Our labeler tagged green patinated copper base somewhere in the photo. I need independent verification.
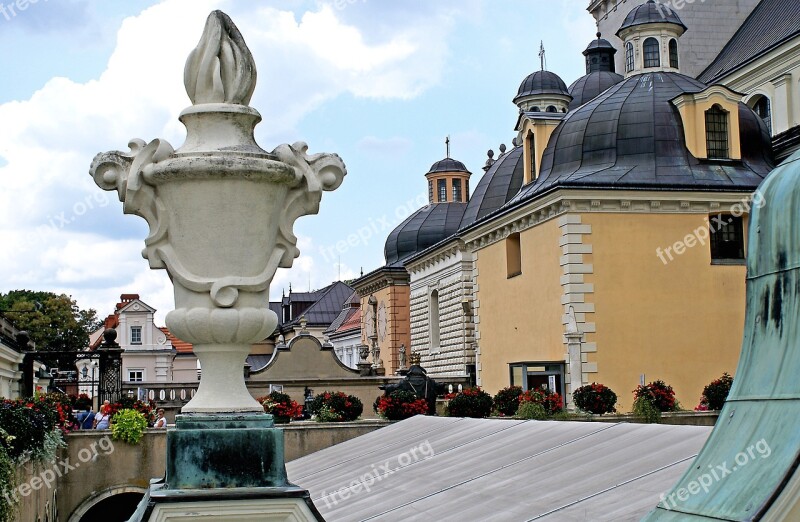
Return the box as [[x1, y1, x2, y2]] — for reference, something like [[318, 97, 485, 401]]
[[128, 413, 325, 521], [166, 413, 287, 489]]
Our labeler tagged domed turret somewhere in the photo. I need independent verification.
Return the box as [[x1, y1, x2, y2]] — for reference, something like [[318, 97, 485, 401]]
[[513, 70, 572, 113], [617, 0, 687, 77], [568, 33, 624, 110]]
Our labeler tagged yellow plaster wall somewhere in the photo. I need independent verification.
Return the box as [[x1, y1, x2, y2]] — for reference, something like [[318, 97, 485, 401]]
[[584, 212, 747, 411], [674, 94, 742, 160], [475, 218, 564, 393], [522, 120, 560, 183]]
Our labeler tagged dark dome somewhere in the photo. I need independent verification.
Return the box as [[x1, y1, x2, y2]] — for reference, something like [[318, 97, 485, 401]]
[[514, 70, 570, 103], [461, 146, 525, 227], [584, 37, 616, 54], [384, 203, 468, 265], [617, 0, 688, 36], [510, 72, 773, 204], [568, 71, 624, 110], [427, 158, 470, 175]]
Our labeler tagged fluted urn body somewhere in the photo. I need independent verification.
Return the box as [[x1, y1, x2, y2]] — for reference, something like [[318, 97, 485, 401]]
[[90, 11, 345, 413]]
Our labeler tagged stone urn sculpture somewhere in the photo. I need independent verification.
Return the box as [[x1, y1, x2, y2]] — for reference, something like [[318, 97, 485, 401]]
[[90, 11, 345, 414]]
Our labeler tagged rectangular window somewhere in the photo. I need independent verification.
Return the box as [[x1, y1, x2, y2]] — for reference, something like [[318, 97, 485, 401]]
[[508, 362, 565, 406], [452, 179, 462, 202], [710, 214, 745, 262], [127, 369, 144, 382], [465, 179, 469, 202], [130, 326, 142, 345], [506, 233, 522, 278], [706, 106, 729, 159], [437, 179, 447, 203], [428, 180, 433, 204]]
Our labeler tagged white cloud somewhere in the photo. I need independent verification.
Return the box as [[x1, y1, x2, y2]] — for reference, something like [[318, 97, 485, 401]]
[[0, 0, 459, 327]]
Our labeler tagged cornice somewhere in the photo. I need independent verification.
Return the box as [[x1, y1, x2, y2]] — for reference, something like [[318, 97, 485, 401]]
[[463, 188, 757, 251], [353, 267, 410, 296]]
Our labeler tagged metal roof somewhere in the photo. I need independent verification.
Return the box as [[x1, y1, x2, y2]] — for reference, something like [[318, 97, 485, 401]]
[[697, 0, 800, 84], [426, 158, 470, 175], [568, 70, 624, 111], [514, 70, 570, 103], [508, 72, 773, 207], [384, 203, 467, 265], [280, 281, 355, 330], [460, 145, 525, 227], [616, 0, 688, 36], [287, 416, 711, 522]]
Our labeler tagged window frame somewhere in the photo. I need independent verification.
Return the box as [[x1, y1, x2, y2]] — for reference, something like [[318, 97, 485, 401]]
[[753, 96, 772, 136], [429, 289, 440, 353], [705, 104, 730, 160], [428, 179, 434, 204], [130, 325, 143, 345], [127, 369, 145, 382], [509, 362, 566, 406], [437, 179, 447, 203], [669, 39, 679, 69], [506, 232, 522, 278], [452, 179, 462, 202], [643, 37, 660, 68], [625, 42, 635, 73], [710, 213, 746, 264]]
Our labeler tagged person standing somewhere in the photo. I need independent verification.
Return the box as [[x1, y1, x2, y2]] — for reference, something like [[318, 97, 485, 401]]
[[154, 408, 167, 428], [93, 403, 111, 429], [78, 406, 95, 430]]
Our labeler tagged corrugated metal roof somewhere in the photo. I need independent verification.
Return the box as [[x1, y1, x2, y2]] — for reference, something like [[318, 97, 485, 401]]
[[287, 416, 711, 522], [698, 0, 800, 84]]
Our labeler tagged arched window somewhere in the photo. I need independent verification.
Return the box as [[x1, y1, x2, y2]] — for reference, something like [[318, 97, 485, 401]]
[[753, 96, 772, 135], [429, 290, 440, 352], [531, 106, 540, 112], [705, 104, 729, 160], [625, 42, 635, 73], [643, 38, 660, 68], [546, 106, 557, 113], [669, 39, 679, 69], [526, 131, 535, 182]]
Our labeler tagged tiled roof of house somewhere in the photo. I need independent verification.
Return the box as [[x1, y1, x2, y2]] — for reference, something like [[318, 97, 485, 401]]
[[698, 0, 800, 84], [336, 307, 361, 334], [158, 326, 193, 355]]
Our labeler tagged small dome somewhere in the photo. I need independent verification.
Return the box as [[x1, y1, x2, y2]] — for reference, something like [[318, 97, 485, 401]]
[[384, 203, 467, 265], [514, 70, 570, 104], [427, 157, 470, 175], [461, 146, 525, 227], [568, 71, 624, 110], [584, 37, 616, 55], [617, 0, 688, 36]]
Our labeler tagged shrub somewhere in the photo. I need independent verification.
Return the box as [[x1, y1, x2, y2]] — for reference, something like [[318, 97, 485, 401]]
[[572, 383, 617, 415], [111, 409, 148, 445], [257, 391, 303, 420], [308, 392, 363, 422], [633, 397, 662, 423], [0, 429, 16, 522], [516, 401, 548, 420], [519, 387, 563, 416], [698, 373, 733, 411], [374, 390, 430, 421], [445, 388, 493, 418], [493, 386, 523, 416], [110, 398, 156, 425], [633, 380, 677, 413]]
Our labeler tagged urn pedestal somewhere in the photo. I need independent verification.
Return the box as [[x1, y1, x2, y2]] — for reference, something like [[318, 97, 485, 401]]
[[90, 11, 345, 522]]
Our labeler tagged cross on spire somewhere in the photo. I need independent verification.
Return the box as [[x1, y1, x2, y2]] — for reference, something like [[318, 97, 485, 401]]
[[539, 41, 546, 71], [446, 135, 450, 158]]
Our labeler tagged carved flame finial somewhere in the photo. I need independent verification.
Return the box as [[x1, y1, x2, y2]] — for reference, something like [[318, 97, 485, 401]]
[[184, 10, 257, 106]]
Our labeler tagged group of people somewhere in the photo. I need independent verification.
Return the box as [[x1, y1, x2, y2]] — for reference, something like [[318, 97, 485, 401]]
[[74, 401, 167, 429]]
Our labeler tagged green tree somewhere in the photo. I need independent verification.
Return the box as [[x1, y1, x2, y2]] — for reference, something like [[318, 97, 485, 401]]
[[0, 290, 100, 351]]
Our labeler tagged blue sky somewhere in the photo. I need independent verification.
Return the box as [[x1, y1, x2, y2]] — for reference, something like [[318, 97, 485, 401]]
[[0, 0, 596, 323]]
